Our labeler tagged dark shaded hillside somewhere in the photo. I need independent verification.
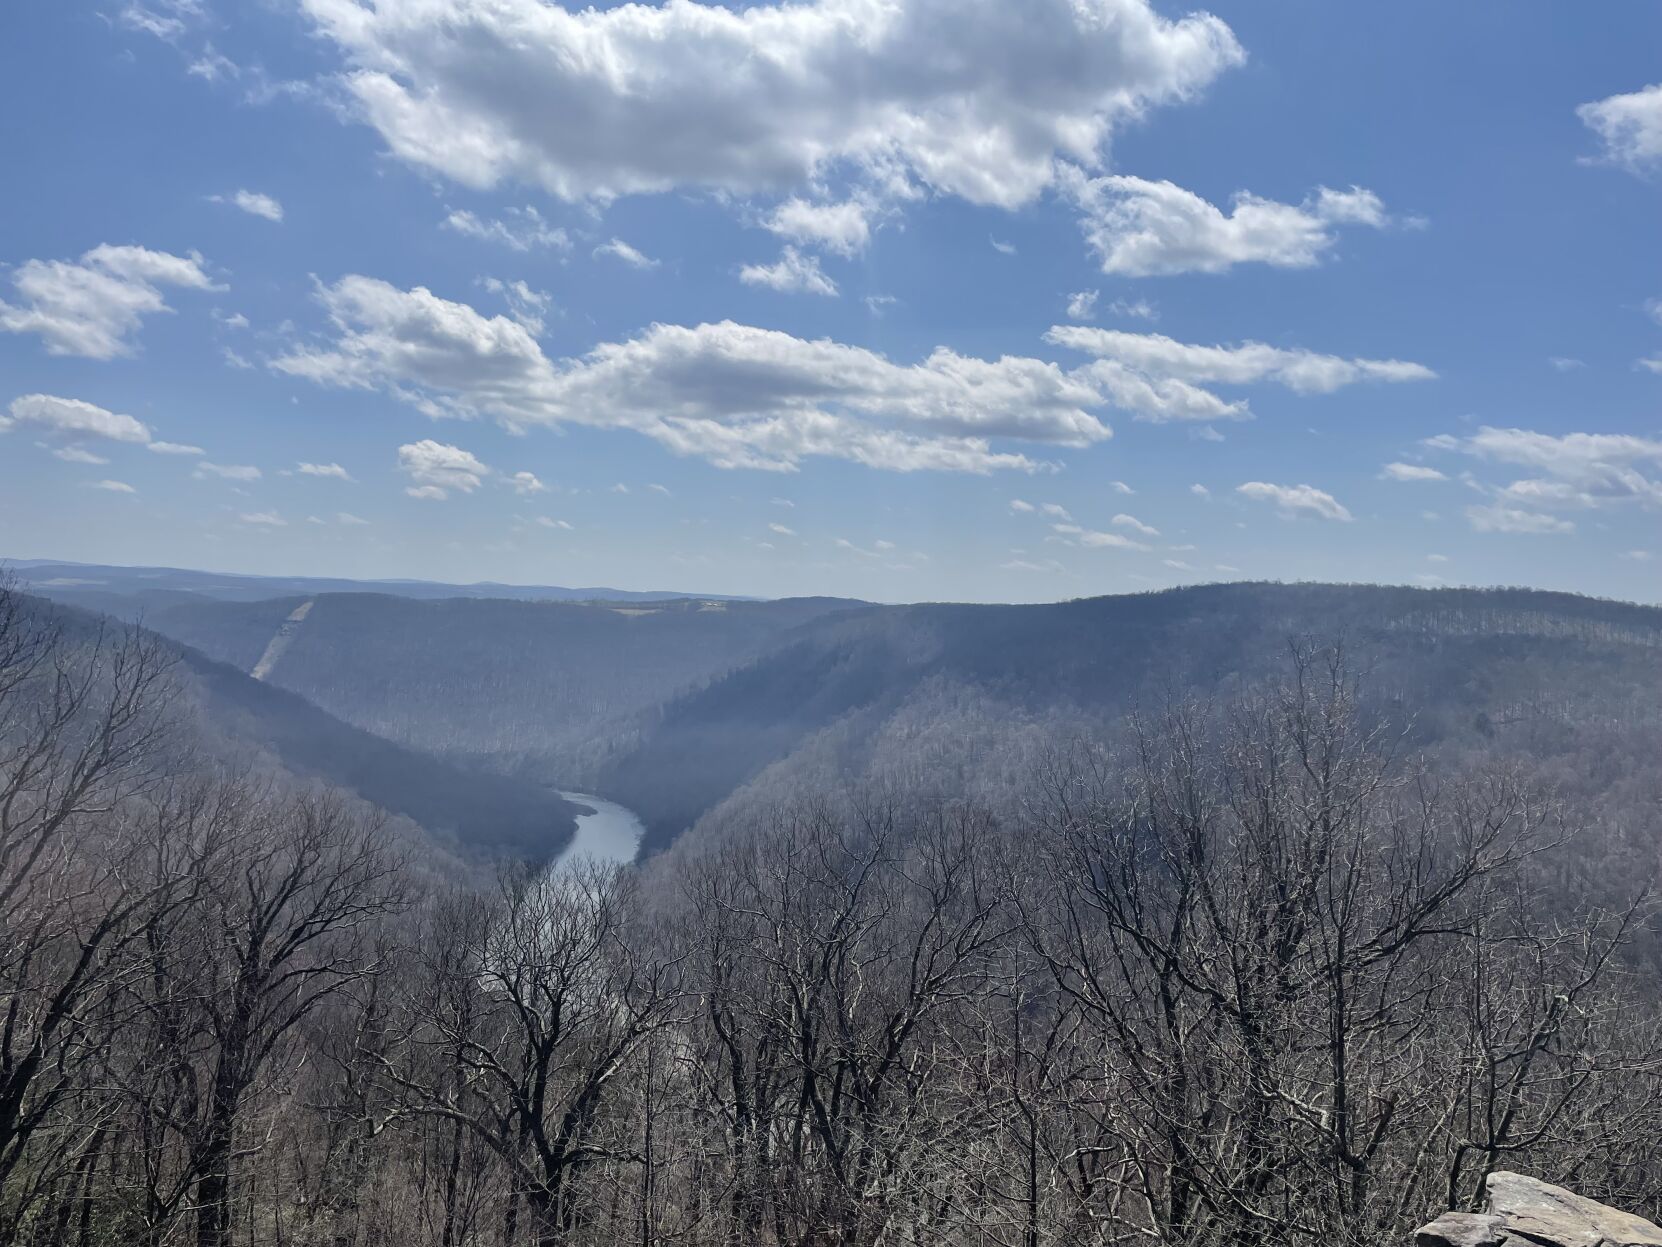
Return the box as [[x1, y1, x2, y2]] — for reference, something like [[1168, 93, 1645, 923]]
[[604, 583, 1662, 853], [27, 596, 583, 861], [106, 591, 872, 778]]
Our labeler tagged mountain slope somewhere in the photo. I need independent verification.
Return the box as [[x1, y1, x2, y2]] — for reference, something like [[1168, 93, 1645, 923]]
[[29, 595, 583, 861], [90, 591, 872, 777], [602, 582, 1662, 852]]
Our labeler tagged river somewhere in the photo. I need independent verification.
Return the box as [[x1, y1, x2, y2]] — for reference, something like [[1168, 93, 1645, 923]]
[[554, 791, 645, 869]]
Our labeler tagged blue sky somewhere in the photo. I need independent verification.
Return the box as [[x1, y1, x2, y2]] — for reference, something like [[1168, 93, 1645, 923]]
[[2, 0, 1659, 603]]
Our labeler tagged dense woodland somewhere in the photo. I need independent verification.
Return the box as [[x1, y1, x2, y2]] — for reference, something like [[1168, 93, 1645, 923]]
[[5, 573, 1662, 1247]]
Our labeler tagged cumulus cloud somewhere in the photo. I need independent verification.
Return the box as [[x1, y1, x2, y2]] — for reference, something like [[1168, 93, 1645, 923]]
[[297, 0, 1242, 211], [765, 198, 871, 257], [1111, 512, 1159, 537], [593, 238, 657, 269], [93, 479, 137, 494], [1465, 504, 1575, 535], [1051, 522, 1147, 550], [1045, 326, 1433, 423], [1381, 462, 1447, 482], [1008, 499, 1036, 513], [2, 393, 152, 444], [1236, 481, 1352, 521], [1066, 290, 1098, 320], [52, 446, 109, 465], [508, 470, 546, 495], [1578, 83, 1662, 173], [398, 438, 490, 499], [1429, 426, 1662, 512], [1062, 172, 1390, 276], [212, 189, 284, 222], [195, 462, 262, 481], [298, 461, 353, 480], [739, 247, 838, 296], [536, 516, 572, 530], [0, 244, 218, 358], [239, 510, 287, 526], [443, 205, 570, 252], [148, 440, 204, 455], [271, 275, 1112, 473]]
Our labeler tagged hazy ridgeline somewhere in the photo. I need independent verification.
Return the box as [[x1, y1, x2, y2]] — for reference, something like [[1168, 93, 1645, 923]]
[[3, 577, 1662, 1247]]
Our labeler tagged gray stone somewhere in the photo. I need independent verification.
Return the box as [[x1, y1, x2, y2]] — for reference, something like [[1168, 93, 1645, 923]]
[[1482, 1171, 1662, 1247], [1415, 1211, 1509, 1247]]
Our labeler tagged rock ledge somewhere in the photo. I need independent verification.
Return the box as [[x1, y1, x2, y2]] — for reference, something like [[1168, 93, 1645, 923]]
[[1417, 1172, 1662, 1247]]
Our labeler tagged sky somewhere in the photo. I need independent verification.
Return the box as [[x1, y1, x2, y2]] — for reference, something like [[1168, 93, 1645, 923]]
[[1, 0, 1660, 604]]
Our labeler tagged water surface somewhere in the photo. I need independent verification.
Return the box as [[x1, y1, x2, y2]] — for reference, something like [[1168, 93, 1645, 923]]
[[555, 791, 645, 869]]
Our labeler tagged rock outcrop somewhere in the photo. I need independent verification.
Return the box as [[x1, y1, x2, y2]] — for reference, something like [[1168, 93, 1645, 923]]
[[1417, 1172, 1662, 1247]]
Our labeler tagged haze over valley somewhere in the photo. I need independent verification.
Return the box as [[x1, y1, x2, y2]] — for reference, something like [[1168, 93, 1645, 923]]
[[3, 1, 1661, 1244]]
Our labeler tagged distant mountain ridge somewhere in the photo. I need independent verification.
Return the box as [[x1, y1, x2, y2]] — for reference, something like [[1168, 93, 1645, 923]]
[[6, 558, 755, 604]]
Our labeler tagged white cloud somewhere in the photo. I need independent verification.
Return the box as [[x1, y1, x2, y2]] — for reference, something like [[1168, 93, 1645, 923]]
[[1162, 559, 1193, 571], [739, 247, 838, 296], [299, 0, 1241, 211], [195, 462, 262, 481], [1039, 502, 1072, 520], [337, 511, 370, 525], [148, 440, 204, 455], [1549, 356, 1584, 372], [1111, 512, 1159, 537], [1619, 549, 1651, 561], [212, 189, 284, 222], [864, 294, 898, 316], [93, 479, 137, 494], [1381, 462, 1447, 482], [1108, 479, 1134, 494], [1190, 483, 1210, 498], [298, 461, 353, 481], [1430, 426, 1662, 511], [765, 198, 871, 257], [444, 205, 570, 252], [1008, 499, 1035, 513], [769, 522, 797, 536], [989, 237, 1017, 255], [593, 238, 657, 269], [1236, 481, 1352, 521], [2, 393, 152, 443], [52, 446, 109, 465], [480, 277, 553, 335], [1046, 326, 1434, 421], [647, 483, 671, 495], [398, 439, 490, 499], [239, 510, 287, 526], [1578, 83, 1662, 173], [0, 245, 218, 359], [1465, 504, 1575, 535], [272, 275, 1110, 473], [1062, 171, 1390, 276], [536, 516, 572, 530], [1066, 290, 1098, 320], [1105, 298, 1158, 321], [1051, 522, 1147, 550], [508, 470, 546, 495]]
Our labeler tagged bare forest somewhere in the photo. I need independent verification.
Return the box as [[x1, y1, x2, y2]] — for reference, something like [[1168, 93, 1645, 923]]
[[4, 573, 1662, 1247]]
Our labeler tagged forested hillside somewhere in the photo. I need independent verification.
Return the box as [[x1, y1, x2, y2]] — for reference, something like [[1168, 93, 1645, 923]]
[[605, 583, 1662, 854], [6, 576, 1662, 1247], [106, 592, 870, 775], [23, 594, 582, 860]]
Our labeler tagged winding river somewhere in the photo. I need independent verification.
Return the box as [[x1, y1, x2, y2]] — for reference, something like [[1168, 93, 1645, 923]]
[[554, 791, 646, 869]]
